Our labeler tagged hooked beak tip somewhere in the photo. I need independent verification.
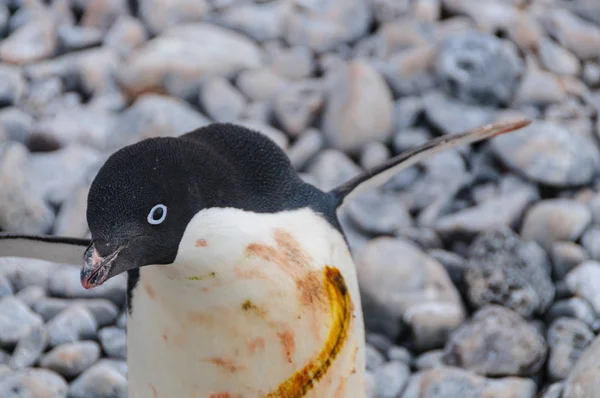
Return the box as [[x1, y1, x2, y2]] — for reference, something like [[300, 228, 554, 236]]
[[80, 244, 120, 289]]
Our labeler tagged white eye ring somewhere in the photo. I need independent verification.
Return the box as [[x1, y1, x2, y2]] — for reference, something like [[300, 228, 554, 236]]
[[147, 204, 167, 225]]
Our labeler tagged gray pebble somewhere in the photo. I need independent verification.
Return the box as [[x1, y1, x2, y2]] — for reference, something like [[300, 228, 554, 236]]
[[386, 346, 412, 365], [0, 17, 57, 64], [465, 227, 555, 317], [57, 25, 103, 52], [0, 64, 26, 107], [365, 344, 386, 371], [9, 323, 47, 370], [103, 15, 147, 58], [307, 149, 361, 192], [45, 305, 98, 347], [546, 297, 597, 328], [581, 226, 600, 262], [565, 260, 600, 314], [98, 327, 126, 359], [0, 368, 68, 398], [268, 45, 314, 81], [69, 361, 128, 398], [394, 96, 424, 131], [563, 334, 600, 397], [0, 107, 33, 144], [360, 141, 390, 171], [512, 61, 566, 106], [491, 120, 600, 187], [392, 128, 430, 153], [287, 129, 323, 171], [199, 77, 246, 123], [14, 285, 45, 308], [543, 9, 600, 61], [414, 349, 445, 370], [427, 249, 467, 289], [366, 333, 393, 354], [540, 382, 564, 398], [435, 31, 523, 106], [0, 296, 43, 348], [374, 360, 410, 398], [40, 341, 101, 378], [538, 37, 581, 76], [547, 317, 594, 381], [116, 312, 127, 329], [383, 46, 437, 97], [0, 274, 13, 298], [0, 258, 59, 293], [213, 1, 287, 43], [443, 305, 548, 377], [551, 241, 589, 281], [0, 349, 8, 365], [347, 190, 412, 235], [35, 298, 118, 327], [274, 80, 323, 137], [423, 90, 494, 135], [583, 62, 600, 86], [521, 199, 592, 250]]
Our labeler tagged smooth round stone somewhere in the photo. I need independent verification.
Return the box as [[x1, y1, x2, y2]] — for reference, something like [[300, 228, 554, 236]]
[[40, 341, 101, 378], [0, 296, 43, 348], [0, 368, 68, 398], [45, 305, 98, 347], [9, 323, 47, 370], [374, 360, 411, 398], [98, 327, 126, 359], [69, 362, 128, 398], [347, 190, 412, 235]]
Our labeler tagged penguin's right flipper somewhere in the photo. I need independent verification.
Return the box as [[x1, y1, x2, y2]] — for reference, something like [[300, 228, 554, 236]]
[[0, 234, 91, 265]]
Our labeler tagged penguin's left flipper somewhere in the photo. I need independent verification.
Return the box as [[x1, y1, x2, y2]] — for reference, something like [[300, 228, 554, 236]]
[[329, 118, 532, 208], [0, 234, 91, 264]]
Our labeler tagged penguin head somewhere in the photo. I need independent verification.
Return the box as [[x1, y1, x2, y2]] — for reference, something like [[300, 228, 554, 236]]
[[81, 137, 208, 289]]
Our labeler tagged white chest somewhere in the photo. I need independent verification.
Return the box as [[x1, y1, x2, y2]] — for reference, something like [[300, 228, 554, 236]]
[[126, 208, 366, 398]]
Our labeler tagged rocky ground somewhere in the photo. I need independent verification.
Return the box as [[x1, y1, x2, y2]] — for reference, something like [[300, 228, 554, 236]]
[[1, 0, 600, 397]]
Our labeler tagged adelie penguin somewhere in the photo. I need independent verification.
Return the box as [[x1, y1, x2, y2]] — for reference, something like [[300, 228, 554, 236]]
[[0, 119, 531, 397]]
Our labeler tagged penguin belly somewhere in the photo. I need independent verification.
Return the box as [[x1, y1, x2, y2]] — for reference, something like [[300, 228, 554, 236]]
[[126, 207, 366, 398]]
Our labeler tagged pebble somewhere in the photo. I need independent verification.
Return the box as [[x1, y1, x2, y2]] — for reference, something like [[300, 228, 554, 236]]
[[546, 297, 597, 328], [109, 94, 210, 150], [435, 30, 523, 106], [306, 149, 361, 192], [347, 191, 412, 235], [365, 344, 385, 370], [1, 258, 61, 292], [287, 129, 323, 171], [563, 334, 600, 398], [538, 37, 581, 76], [284, 0, 372, 52], [520, 199, 592, 250], [57, 25, 103, 52], [392, 128, 430, 154], [236, 68, 288, 103], [360, 141, 390, 170], [541, 382, 565, 398], [427, 249, 467, 290], [98, 327, 126, 359], [355, 237, 465, 346], [402, 366, 537, 398], [199, 77, 246, 123], [69, 361, 128, 398], [45, 305, 98, 347], [139, 0, 208, 35], [374, 360, 410, 398], [551, 241, 589, 281], [543, 9, 600, 61], [213, 1, 288, 43], [434, 189, 536, 238], [580, 226, 600, 262], [0, 142, 55, 234], [119, 23, 263, 99], [54, 185, 90, 237], [80, 0, 129, 31], [103, 15, 147, 58], [512, 60, 567, 106], [35, 297, 118, 327], [40, 341, 101, 378], [464, 227, 554, 317], [0, 297, 43, 348], [322, 59, 394, 152], [0, 274, 13, 298], [14, 285, 45, 308], [9, 323, 47, 369], [0, 107, 33, 144], [274, 79, 324, 137], [0, 64, 26, 107], [443, 305, 548, 377], [383, 46, 437, 97], [564, 261, 600, 314], [0, 17, 57, 64], [423, 90, 495, 135], [268, 45, 314, 81], [547, 317, 594, 381], [493, 119, 600, 187], [414, 349, 445, 370], [0, 368, 68, 398], [365, 333, 393, 354], [394, 96, 424, 131], [582, 62, 600, 87]]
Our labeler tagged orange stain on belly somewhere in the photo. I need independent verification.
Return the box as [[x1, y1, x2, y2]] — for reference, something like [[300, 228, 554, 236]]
[[144, 283, 156, 299], [195, 239, 208, 247], [206, 357, 245, 373], [277, 330, 296, 363]]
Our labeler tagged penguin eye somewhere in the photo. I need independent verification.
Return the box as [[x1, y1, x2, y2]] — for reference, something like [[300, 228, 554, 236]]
[[147, 204, 167, 225]]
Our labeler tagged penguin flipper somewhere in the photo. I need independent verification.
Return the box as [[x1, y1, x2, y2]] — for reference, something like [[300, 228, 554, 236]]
[[329, 118, 532, 208], [0, 234, 90, 265]]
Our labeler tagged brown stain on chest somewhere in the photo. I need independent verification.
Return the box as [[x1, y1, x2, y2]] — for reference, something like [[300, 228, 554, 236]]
[[149, 384, 157, 398], [144, 283, 156, 300], [277, 330, 296, 363], [247, 337, 266, 354], [206, 357, 245, 373], [195, 239, 208, 247], [209, 393, 242, 398]]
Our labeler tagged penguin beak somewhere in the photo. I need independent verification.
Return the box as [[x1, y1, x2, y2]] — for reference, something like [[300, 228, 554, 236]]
[[81, 243, 123, 289]]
